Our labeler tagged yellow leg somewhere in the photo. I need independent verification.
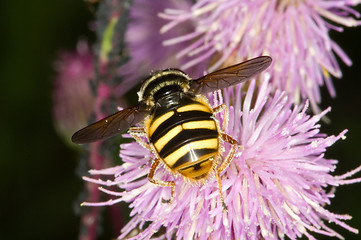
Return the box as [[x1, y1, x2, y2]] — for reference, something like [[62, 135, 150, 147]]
[[216, 133, 239, 211], [147, 157, 176, 204], [129, 127, 152, 151], [212, 104, 228, 132]]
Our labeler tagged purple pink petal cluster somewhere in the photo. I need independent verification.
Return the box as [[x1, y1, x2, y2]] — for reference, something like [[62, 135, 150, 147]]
[[83, 77, 361, 239], [159, 0, 361, 111]]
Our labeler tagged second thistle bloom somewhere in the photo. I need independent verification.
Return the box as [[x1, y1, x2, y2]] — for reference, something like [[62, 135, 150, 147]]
[[83, 77, 361, 239], [160, 0, 361, 111]]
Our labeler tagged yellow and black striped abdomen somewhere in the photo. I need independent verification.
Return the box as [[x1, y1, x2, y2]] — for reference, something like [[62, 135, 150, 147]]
[[147, 97, 219, 180]]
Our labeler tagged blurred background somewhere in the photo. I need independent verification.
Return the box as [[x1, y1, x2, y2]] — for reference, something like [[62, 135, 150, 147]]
[[1, 1, 361, 240]]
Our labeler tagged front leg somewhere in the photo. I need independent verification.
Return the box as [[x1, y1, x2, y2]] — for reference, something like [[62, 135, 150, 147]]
[[212, 104, 228, 132], [129, 127, 152, 151]]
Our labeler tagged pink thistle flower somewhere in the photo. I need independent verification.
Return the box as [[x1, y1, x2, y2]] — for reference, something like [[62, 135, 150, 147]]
[[82, 76, 361, 239], [159, 0, 361, 111], [52, 40, 95, 145]]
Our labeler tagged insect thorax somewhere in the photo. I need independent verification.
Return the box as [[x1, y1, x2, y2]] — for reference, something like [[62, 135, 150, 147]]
[[137, 69, 191, 106], [145, 94, 220, 181]]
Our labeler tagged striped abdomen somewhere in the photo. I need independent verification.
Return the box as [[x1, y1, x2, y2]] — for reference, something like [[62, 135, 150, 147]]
[[147, 97, 219, 180]]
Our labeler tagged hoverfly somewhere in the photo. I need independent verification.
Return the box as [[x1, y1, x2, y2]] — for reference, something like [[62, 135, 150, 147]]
[[72, 56, 272, 210]]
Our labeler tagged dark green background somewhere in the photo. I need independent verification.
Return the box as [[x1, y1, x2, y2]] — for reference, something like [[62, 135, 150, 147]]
[[1, 1, 360, 239]]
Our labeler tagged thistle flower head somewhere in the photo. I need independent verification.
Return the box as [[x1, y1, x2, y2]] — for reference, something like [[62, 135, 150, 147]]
[[83, 76, 361, 239], [52, 40, 95, 145], [159, 0, 361, 111]]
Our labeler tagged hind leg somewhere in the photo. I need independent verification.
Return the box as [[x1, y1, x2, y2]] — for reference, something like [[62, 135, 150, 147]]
[[216, 133, 239, 211], [147, 157, 176, 204]]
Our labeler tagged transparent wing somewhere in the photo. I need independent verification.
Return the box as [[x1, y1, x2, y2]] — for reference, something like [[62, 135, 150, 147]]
[[190, 56, 272, 94], [72, 104, 148, 144]]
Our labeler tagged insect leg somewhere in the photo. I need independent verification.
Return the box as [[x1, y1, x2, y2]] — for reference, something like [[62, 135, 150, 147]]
[[212, 104, 228, 132], [129, 127, 152, 151], [216, 133, 239, 211], [148, 157, 176, 204]]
